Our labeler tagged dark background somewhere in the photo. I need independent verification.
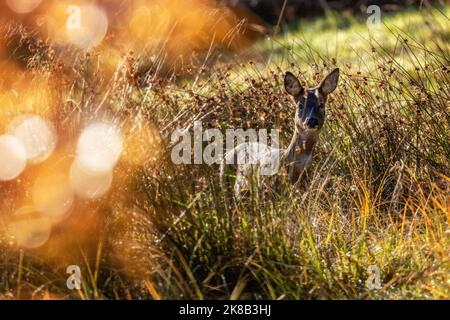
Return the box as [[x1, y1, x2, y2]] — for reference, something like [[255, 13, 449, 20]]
[[225, 0, 447, 24]]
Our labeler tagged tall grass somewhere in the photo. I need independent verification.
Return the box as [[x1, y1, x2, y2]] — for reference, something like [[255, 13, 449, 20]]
[[0, 6, 449, 299]]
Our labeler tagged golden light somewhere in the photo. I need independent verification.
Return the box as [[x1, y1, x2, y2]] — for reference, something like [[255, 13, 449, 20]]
[[122, 120, 161, 166], [7, 206, 52, 249], [8, 115, 57, 164], [0, 135, 27, 181], [69, 160, 113, 199], [34, 204, 102, 264], [6, 0, 42, 14], [122, 0, 254, 71], [128, 1, 172, 47], [76, 122, 122, 174], [31, 157, 74, 221], [0, 73, 59, 132]]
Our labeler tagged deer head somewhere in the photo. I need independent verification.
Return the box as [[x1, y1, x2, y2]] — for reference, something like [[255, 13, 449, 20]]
[[283, 68, 340, 183], [284, 68, 340, 134]]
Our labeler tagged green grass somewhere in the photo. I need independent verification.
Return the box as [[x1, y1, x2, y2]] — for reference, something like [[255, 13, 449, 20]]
[[0, 6, 449, 299], [264, 6, 449, 66]]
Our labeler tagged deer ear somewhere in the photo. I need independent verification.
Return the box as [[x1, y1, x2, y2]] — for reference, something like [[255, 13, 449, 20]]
[[284, 72, 303, 97], [319, 68, 340, 95]]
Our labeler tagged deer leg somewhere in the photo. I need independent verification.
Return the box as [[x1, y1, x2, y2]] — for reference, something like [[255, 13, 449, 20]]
[[286, 160, 303, 184]]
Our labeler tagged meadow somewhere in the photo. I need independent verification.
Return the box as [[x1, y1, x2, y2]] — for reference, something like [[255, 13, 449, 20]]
[[0, 4, 449, 299]]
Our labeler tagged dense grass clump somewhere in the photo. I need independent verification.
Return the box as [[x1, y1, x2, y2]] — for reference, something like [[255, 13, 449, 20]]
[[0, 6, 449, 299]]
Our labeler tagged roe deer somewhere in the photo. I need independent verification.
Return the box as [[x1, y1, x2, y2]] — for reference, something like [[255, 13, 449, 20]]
[[220, 68, 340, 197]]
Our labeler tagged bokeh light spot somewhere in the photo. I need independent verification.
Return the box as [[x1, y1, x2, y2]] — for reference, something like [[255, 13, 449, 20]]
[[66, 4, 109, 50], [6, 0, 42, 14], [76, 122, 122, 174], [0, 135, 27, 181], [8, 115, 56, 164], [8, 207, 52, 249]]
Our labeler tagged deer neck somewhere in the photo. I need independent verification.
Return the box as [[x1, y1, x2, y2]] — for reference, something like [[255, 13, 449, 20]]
[[285, 129, 318, 163]]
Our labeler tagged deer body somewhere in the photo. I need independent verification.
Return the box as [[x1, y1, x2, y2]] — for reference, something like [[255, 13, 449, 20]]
[[283, 128, 317, 183], [221, 68, 340, 197]]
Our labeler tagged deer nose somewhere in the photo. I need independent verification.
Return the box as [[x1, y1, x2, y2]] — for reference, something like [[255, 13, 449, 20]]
[[306, 118, 319, 129]]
